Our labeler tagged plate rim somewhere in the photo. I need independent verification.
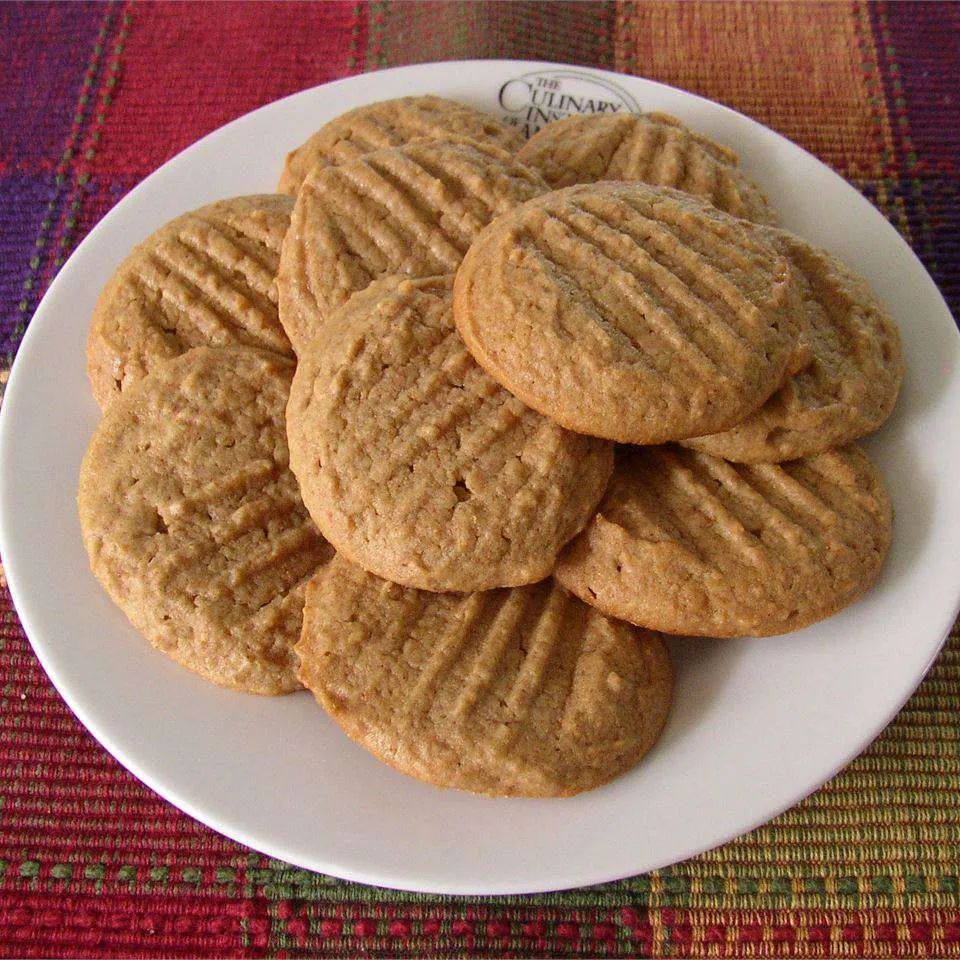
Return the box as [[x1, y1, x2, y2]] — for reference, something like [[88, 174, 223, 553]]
[[1, 58, 958, 896]]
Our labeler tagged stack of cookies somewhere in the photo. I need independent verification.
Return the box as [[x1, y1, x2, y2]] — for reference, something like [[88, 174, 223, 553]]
[[78, 95, 903, 798]]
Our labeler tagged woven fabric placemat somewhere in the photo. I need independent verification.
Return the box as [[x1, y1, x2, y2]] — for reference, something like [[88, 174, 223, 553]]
[[1, 2, 958, 956]]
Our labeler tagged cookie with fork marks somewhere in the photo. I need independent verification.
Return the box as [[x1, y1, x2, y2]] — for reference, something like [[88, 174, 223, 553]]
[[296, 555, 673, 797], [79, 346, 331, 694]]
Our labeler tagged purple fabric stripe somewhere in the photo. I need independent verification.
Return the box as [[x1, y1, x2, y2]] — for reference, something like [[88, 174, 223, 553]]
[[0, 2, 106, 168], [0, 3, 124, 361], [870, 2, 960, 327]]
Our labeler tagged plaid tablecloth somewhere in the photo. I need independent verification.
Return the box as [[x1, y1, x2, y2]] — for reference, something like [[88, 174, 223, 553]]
[[1, 2, 958, 956]]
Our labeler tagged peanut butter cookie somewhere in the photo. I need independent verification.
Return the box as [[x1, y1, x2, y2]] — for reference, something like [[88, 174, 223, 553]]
[[555, 444, 892, 637], [278, 137, 548, 352], [453, 182, 802, 443], [79, 347, 331, 694], [278, 95, 524, 195], [683, 230, 904, 462], [87, 195, 294, 411], [296, 555, 673, 797], [286, 276, 613, 592], [517, 112, 777, 224]]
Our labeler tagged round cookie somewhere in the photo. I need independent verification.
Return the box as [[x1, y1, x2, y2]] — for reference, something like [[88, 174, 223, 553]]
[[278, 137, 548, 353], [278, 95, 524, 195], [682, 229, 904, 462], [554, 444, 892, 638], [453, 182, 803, 444], [286, 275, 613, 592], [516, 112, 778, 225], [87, 195, 294, 411], [643, 111, 739, 164], [78, 347, 332, 694], [296, 555, 673, 798]]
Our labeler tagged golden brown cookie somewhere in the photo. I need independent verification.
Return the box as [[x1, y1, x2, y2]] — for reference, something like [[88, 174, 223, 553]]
[[453, 182, 803, 444], [296, 555, 673, 797], [516, 112, 778, 225], [78, 347, 331, 694], [682, 230, 904, 462], [277, 137, 548, 353], [278, 95, 524, 195], [287, 276, 613, 592], [87, 195, 294, 411], [554, 444, 892, 638]]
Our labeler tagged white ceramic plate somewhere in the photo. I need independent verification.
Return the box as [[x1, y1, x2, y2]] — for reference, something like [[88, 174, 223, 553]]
[[1, 60, 958, 896]]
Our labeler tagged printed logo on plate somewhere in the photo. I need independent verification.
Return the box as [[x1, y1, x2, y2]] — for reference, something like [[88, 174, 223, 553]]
[[498, 69, 640, 137]]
